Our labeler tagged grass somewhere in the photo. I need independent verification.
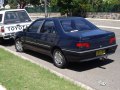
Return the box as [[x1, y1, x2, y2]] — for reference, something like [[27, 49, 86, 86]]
[[0, 48, 85, 90]]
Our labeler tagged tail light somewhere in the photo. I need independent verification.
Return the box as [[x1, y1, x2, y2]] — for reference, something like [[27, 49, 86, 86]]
[[109, 37, 116, 44], [0, 27, 5, 32], [76, 42, 90, 48]]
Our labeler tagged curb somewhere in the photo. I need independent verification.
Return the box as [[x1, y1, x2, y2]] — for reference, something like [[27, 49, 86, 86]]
[[0, 45, 95, 90]]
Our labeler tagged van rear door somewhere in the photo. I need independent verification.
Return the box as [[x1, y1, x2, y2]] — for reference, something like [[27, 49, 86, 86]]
[[3, 10, 32, 33]]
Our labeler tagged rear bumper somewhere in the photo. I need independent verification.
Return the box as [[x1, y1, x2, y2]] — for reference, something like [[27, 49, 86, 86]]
[[0, 33, 15, 40], [62, 44, 118, 62]]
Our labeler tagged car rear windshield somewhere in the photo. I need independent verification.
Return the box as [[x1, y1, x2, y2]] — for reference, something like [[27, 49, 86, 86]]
[[60, 18, 98, 32], [0, 14, 2, 22], [4, 10, 31, 24]]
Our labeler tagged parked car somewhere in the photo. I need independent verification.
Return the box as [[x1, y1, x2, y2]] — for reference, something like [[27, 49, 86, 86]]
[[0, 9, 32, 44], [14, 17, 117, 68]]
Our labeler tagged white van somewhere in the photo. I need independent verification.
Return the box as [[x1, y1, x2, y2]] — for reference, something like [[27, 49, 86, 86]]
[[0, 9, 32, 43]]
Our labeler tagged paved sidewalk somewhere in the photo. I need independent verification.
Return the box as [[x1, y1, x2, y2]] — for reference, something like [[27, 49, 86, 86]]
[[0, 85, 6, 90]]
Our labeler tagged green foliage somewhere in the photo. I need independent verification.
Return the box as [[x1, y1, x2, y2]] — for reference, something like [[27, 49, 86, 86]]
[[57, 0, 73, 16], [8, 0, 18, 9], [7, 0, 41, 9], [102, 0, 120, 12], [30, 0, 41, 6], [7, 0, 120, 13], [50, 0, 120, 16], [50, 0, 89, 17]]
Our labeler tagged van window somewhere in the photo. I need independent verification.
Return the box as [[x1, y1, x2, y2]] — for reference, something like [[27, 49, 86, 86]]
[[0, 14, 2, 22], [4, 10, 31, 24], [17, 10, 31, 22]]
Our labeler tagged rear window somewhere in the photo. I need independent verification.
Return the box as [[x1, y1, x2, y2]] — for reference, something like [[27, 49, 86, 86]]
[[4, 10, 31, 24], [0, 14, 2, 22], [60, 18, 98, 32]]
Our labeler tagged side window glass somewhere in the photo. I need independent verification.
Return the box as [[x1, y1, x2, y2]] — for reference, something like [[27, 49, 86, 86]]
[[40, 20, 56, 34], [17, 10, 31, 22], [28, 20, 43, 33], [4, 11, 19, 24]]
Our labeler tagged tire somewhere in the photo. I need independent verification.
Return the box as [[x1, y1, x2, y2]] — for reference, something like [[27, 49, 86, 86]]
[[15, 38, 24, 52], [53, 49, 67, 68], [0, 37, 4, 44]]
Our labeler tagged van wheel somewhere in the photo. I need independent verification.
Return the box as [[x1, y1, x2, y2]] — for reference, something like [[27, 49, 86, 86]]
[[0, 38, 3, 44], [15, 38, 24, 52], [53, 49, 67, 68]]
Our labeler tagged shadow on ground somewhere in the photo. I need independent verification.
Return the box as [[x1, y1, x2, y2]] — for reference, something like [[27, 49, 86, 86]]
[[0, 39, 14, 46], [67, 59, 114, 72], [25, 50, 53, 63], [24, 50, 114, 71]]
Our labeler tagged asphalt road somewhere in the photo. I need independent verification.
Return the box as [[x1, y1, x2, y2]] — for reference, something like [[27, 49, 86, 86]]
[[1, 19, 120, 90]]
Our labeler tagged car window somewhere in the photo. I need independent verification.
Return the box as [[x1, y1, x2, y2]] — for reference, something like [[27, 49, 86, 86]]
[[4, 10, 31, 24], [17, 10, 31, 22], [60, 18, 98, 32], [27, 20, 43, 33], [40, 20, 56, 34], [4, 11, 19, 24], [75, 19, 93, 30], [60, 20, 75, 32], [0, 14, 2, 22]]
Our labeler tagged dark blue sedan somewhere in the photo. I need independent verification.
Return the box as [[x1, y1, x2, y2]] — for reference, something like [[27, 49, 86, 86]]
[[15, 17, 117, 68]]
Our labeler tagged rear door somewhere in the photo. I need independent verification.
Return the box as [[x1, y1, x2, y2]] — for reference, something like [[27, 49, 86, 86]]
[[23, 20, 43, 50], [3, 10, 32, 34]]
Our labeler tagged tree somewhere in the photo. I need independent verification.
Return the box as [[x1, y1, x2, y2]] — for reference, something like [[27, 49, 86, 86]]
[[103, 0, 120, 12], [3, 0, 8, 7], [17, 0, 30, 9], [50, 0, 89, 17], [8, 0, 18, 9], [8, 0, 41, 9], [57, 0, 73, 16]]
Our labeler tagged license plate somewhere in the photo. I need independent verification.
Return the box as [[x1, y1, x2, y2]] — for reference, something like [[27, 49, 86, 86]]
[[96, 50, 106, 56]]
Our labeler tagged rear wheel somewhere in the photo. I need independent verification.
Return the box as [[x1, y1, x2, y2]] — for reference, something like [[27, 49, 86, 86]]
[[53, 49, 67, 68], [15, 38, 24, 52]]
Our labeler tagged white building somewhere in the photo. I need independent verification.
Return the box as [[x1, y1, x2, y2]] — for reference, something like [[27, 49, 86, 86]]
[[0, 0, 4, 8]]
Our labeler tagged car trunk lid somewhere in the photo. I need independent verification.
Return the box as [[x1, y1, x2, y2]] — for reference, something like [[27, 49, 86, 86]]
[[80, 29, 115, 50]]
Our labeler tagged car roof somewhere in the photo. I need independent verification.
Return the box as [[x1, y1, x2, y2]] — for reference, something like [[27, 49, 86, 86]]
[[37, 17, 84, 21], [0, 9, 26, 14]]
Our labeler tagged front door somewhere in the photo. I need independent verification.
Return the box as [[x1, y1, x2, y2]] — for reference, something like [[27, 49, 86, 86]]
[[23, 20, 44, 50]]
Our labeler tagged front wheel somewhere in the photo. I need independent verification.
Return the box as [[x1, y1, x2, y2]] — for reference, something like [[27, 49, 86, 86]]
[[15, 38, 24, 52], [53, 49, 67, 68]]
